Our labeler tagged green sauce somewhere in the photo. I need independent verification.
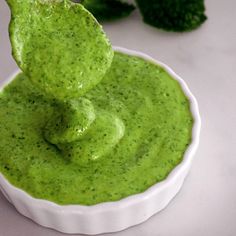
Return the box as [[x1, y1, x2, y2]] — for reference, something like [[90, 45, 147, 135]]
[[0, 52, 193, 205], [0, 0, 193, 205], [7, 0, 113, 99]]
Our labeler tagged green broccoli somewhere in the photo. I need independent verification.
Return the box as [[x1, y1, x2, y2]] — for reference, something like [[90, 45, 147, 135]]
[[79, 0, 135, 22], [135, 0, 207, 32]]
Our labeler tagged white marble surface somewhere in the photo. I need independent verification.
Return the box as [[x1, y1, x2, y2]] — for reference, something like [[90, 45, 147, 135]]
[[0, 0, 236, 235]]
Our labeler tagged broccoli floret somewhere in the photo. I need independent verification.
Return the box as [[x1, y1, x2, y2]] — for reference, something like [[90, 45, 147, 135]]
[[135, 0, 207, 32], [79, 0, 135, 22]]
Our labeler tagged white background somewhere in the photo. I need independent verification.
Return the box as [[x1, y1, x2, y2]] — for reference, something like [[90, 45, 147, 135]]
[[0, 0, 236, 235]]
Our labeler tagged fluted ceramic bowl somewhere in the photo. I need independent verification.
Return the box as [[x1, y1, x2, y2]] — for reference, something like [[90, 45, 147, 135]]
[[0, 47, 201, 235]]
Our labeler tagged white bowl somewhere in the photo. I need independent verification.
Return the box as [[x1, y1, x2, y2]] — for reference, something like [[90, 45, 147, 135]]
[[0, 47, 201, 235]]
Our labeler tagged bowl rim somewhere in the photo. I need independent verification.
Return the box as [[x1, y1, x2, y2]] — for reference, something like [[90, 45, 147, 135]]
[[0, 46, 201, 214]]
